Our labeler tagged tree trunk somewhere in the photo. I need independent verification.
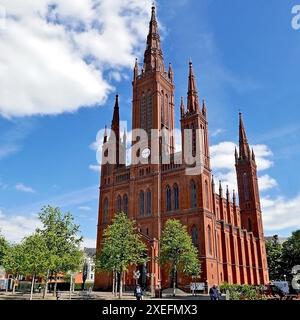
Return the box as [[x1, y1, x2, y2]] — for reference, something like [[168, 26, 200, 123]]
[[115, 272, 118, 297], [119, 271, 123, 299], [54, 281, 57, 297], [12, 277, 16, 294], [53, 273, 58, 296], [43, 270, 49, 298], [173, 267, 177, 297], [112, 271, 115, 296], [69, 275, 72, 300], [30, 274, 35, 300]]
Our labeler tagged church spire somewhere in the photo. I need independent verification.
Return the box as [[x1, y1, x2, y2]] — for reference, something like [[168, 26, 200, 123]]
[[110, 94, 120, 165], [180, 96, 185, 118], [144, 4, 164, 73], [187, 61, 200, 113], [103, 125, 108, 144], [239, 112, 251, 160], [133, 58, 138, 81]]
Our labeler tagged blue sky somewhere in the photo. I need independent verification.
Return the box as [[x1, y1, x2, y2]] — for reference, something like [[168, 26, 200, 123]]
[[0, 0, 300, 245]]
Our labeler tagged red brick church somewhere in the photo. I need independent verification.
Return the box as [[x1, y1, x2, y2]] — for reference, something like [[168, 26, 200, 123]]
[[95, 5, 269, 290]]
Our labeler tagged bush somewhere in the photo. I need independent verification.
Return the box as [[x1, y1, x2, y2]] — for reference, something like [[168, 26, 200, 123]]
[[220, 283, 267, 300]]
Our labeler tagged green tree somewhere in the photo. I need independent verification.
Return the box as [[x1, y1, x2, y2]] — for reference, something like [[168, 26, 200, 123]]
[[0, 233, 9, 267], [2, 243, 24, 293], [281, 230, 300, 280], [266, 235, 283, 281], [96, 213, 147, 298], [22, 234, 48, 300], [160, 219, 201, 296], [36, 206, 83, 296]]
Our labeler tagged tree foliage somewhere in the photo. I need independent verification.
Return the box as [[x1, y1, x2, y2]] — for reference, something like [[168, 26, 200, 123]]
[[0, 233, 9, 267], [36, 206, 83, 276], [281, 230, 300, 280], [266, 231, 300, 281], [96, 213, 147, 298], [97, 213, 147, 272], [266, 235, 283, 281], [160, 219, 201, 286]]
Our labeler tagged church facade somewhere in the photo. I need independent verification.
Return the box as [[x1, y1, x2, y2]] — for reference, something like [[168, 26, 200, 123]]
[[95, 6, 269, 290]]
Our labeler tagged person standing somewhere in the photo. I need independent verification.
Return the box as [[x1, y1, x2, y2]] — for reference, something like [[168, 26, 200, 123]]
[[209, 285, 220, 300], [134, 284, 143, 301]]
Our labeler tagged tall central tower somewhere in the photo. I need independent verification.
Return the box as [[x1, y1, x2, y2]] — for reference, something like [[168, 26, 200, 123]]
[[132, 5, 175, 157]]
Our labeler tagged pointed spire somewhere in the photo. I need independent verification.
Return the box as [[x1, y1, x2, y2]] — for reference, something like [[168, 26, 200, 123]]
[[226, 185, 230, 202], [251, 147, 256, 162], [112, 95, 119, 128], [133, 58, 138, 80], [168, 63, 173, 82], [144, 4, 164, 73], [235, 146, 238, 163], [110, 94, 120, 142], [219, 180, 223, 198], [180, 96, 185, 118], [187, 61, 200, 113], [202, 99, 207, 117], [233, 189, 236, 205], [212, 175, 215, 193], [103, 125, 108, 144], [239, 112, 251, 160], [110, 94, 120, 165]]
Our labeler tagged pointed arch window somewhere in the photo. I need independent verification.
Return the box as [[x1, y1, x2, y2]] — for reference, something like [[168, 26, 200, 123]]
[[123, 194, 128, 215], [191, 225, 198, 247], [243, 173, 250, 201], [166, 185, 172, 211], [205, 180, 209, 209], [146, 92, 153, 136], [161, 90, 164, 125], [207, 225, 212, 255], [103, 198, 109, 222], [116, 195, 122, 213], [190, 180, 197, 208], [173, 184, 179, 210], [248, 218, 252, 232], [139, 191, 145, 216], [140, 94, 146, 131], [165, 94, 169, 127], [146, 189, 152, 215]]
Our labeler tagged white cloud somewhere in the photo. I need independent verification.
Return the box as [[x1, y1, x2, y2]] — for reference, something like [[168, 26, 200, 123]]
[[89, 164, 100, 172], [210, 141, 275, 194], [78, 206, 92, 211], [0, 210, 40, 243], [262, 194, 300, 231], [211, 128, 223, 137], [0, 0, 152, 117], [258, 174, 278, 192], [82, 237, 96, 249], [15, 182, 36, 193]]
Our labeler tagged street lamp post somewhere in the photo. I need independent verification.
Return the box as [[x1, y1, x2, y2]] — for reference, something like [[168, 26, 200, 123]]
[[283, 274, 287, 282], [147, 273, 155, 297]]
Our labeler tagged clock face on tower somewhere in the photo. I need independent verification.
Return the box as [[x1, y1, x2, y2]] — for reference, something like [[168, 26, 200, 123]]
[[141, 147, 151, 159]]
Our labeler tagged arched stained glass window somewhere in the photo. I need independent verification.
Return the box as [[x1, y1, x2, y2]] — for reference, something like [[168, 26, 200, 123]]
[[190, 180, 197, 208], [116, 195, 122, 213], [166, 185, 172, 211], [146, 189, 151, 215], [123, 194, 128, 215], [191, 225, 198, 247], [139, 191, 144, 216], [173, 184, 179, 210], [103, 198, 109, 222]]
